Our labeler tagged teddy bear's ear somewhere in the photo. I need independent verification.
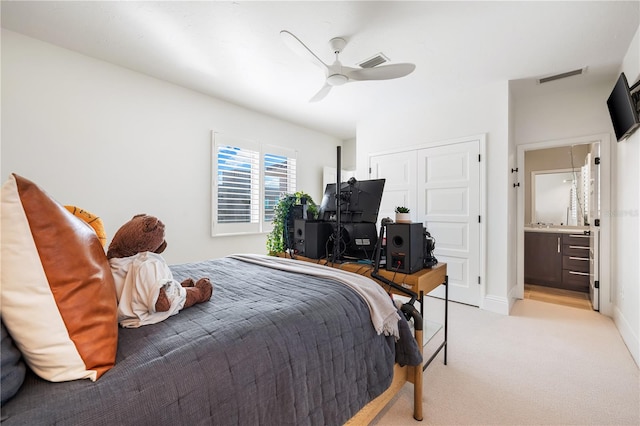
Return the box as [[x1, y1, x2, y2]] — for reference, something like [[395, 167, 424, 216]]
[[131, 213, 146, 219], [142, 215, 159, 233]]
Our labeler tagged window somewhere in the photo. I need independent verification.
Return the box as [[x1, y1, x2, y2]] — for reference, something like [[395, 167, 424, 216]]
[[212, 133, 296, 236], [264, 151, 297, 222], [216, 145, 260, 226]]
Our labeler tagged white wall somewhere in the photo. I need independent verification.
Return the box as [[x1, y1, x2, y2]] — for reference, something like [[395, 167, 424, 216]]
[[356, 81, 511, 314], [1, 30, 341, 263], [341, 138, 357, 171], [612, 25, 640, 366], [514, 83, 615, 144]]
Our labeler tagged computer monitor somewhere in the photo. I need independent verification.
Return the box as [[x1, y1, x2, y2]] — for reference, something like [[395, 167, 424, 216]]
[[318, 178, 385, 224]]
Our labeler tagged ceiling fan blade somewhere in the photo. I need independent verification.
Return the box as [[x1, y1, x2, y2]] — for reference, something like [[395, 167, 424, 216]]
[[309, 83, 332, 102], [347, 63, 416, 81], [280, 30, 328, 70]]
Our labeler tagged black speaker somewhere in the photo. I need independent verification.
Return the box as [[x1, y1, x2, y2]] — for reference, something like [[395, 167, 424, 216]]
[[386, 223, 424, 273], [294, 220, 333, 259], [285, 205, 307, 250], [294, 219, 306, 255]]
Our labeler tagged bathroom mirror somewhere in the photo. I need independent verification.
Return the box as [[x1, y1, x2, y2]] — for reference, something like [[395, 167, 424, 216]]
[[531, 169, 585, 226]]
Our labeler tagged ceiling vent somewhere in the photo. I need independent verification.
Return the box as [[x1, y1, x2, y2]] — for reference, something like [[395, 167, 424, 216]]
[[537, 67, 587, 84], [358, 53, 389, 69]]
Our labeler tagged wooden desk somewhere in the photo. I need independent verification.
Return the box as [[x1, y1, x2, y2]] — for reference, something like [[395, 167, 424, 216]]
[[280, 254, 448, 368], [285, 255, 445, 293]]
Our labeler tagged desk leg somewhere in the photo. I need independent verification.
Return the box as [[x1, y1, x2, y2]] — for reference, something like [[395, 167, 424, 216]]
[[422, 275, 449, 370], [444, 275, 448, 365], [413, 325, 424, 421]]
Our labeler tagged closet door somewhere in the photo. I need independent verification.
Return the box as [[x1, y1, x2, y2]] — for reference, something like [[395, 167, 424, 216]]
[[417, 140, 481, 306], [369, 151, 417, 225]]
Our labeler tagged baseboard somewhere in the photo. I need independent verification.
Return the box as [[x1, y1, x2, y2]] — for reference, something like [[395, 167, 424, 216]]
[[507, 285, 522, 313], [613, 306, 640, 368], [481, 294, 509, 315]]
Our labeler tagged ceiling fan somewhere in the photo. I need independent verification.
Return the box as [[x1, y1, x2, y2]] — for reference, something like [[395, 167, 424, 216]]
[[280, 30, 416, 102]]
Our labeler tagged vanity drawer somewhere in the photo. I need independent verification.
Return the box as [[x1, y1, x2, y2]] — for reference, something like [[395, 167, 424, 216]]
[[563, 245, 591, 257], [562, 270, 590, 292], [563, 255, 590, 272], [562, 233, 590, 246]]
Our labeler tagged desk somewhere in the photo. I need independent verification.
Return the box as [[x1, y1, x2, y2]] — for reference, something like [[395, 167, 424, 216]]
[[281, 254, 448, 369]]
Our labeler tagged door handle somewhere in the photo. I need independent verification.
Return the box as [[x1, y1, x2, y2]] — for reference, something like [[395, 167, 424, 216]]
[[557, 237, 560, 253]]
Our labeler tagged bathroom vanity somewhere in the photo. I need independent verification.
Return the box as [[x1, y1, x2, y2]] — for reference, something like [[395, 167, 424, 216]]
[[524, 227, 591, 292]]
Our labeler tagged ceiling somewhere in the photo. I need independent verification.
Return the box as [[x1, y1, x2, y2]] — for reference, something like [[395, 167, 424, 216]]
[[2, 1, 639, 140]]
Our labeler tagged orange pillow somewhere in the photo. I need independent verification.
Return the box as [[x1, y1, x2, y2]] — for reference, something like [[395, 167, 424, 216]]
[[64, 205, 107, 247], [1, 174, 118, 382]]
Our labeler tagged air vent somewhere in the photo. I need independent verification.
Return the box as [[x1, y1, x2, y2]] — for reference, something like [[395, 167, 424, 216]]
[[537, 68, 586, 84], [358, 53, 389, 69]]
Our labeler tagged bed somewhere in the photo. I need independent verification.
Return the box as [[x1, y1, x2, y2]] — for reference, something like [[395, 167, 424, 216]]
[[0, 174, 423, 425], [1, 255, 423, 425]]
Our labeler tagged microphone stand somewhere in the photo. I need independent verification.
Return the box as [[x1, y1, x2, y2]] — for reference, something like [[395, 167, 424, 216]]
[[333, 146, 342, 264]]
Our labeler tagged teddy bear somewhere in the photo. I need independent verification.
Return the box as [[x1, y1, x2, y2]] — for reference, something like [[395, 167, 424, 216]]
[[107, 214, 213, 327]]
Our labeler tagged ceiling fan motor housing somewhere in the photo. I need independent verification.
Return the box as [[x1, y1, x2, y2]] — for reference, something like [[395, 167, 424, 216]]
[[327, 73, 348, 86]]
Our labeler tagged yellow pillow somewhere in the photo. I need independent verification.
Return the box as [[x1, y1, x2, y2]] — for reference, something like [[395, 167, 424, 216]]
[[64, 205, 107, 247]]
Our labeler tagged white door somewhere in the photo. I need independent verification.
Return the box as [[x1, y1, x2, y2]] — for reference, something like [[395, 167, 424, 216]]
[[417, 140, 481, 306], [369, 151, 417, 226]]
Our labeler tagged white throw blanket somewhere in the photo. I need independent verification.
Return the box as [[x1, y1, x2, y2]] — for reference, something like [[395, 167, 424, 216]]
[[229, 254, 400, 339]]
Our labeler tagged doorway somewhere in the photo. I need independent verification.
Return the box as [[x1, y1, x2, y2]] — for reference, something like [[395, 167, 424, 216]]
[[516, 133, 611, 316]]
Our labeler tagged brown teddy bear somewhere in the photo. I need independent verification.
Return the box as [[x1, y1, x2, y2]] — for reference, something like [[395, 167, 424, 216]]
[[107, 214, 212, 327]]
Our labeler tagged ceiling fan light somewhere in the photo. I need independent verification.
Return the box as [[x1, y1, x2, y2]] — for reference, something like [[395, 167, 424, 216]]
[[327, 74, 348, 86]]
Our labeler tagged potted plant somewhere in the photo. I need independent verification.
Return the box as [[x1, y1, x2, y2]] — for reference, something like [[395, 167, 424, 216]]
[[266, 191, 318, 255], [395, 206, 411, 223]]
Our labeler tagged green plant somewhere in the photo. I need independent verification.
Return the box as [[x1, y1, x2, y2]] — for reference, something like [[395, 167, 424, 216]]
[[266, 191, 318, 255], [395, 206, 410, 213]]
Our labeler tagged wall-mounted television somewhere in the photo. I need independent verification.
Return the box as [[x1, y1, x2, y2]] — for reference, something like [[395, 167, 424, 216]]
[[607, 72, 640, 142]]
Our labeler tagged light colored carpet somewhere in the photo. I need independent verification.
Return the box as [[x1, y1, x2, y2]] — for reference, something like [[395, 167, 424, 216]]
[[372, 297, 640, 425]]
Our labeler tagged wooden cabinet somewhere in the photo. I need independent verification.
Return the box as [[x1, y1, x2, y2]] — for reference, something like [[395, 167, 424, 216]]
[[525, 231, 591, 292], [525, 232, 563, 287]]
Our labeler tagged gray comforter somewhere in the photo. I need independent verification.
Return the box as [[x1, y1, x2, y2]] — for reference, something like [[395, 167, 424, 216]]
[[1, 257, 421, 425]]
